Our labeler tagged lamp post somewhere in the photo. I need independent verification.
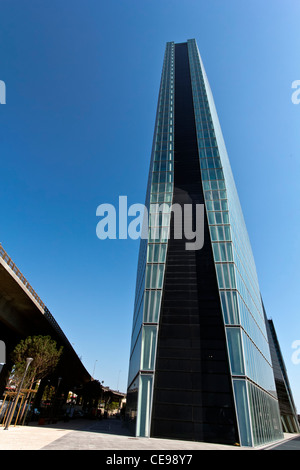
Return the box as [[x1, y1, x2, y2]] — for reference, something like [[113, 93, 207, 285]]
[[4, 357, 33, 430], [92, 360, 98, 378]]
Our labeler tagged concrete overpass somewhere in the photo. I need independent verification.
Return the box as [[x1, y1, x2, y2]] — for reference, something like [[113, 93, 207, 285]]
[[0, 244, 91, 397]]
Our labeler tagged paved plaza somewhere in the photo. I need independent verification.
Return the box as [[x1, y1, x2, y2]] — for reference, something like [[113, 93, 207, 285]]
[[0, 417, 299, 451]]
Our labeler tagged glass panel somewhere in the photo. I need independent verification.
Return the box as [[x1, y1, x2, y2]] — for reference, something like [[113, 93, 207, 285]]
[[226, 327, 245, 375], [227, 243, 233, 261], [224, 226, 231, 240], [160, 227, 169, 241], [141, 325, 157, 370], [153, 290, 162, 322], [216, 168, 224, 179], [162, 213, 170, 226], [157, 264, 165, 288], [151, 265, 158, 288], [223, 212, 229, 224], [159, 244, 167, 262], [147, 244, 154, 262], [214, 201, 221, 211], [208, 212, 215, 224], [223, 291, 239, 324], [247, 381, 282, 446], [143, 290, 149, 320], [223, 264, 230, 288], [226, 291, 234, 323], [210, 226, 217, 241], [216, 264, 224, 288], [128, 331, 142, 386], [221, 200, 228, 210], [148, 291, 156, 321], [220, 291, 229, 323], [145, 265, 151, 288], [215, 212, 222, 224], [229, 263, 236, 288], [231, 291, 239, 324], [217, 226, 224, 240], [136, 374, 153, 437], [233, 379, 252, 447], [153, 244, 160, 262], [219, 243, 226, 261], [152, 173, 159, 183], [212, 243, 220, 261]]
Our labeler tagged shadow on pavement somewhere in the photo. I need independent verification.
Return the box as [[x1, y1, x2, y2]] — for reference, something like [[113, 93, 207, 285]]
[[31, 417, 133, 437], [264, 435, 300, 451], [30, 418, 300, 450]]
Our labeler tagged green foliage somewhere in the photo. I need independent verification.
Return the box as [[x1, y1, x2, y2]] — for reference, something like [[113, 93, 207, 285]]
[[108, 401, 120, 411], [10, 335, 63, 389], [42, 384, 56, 402]]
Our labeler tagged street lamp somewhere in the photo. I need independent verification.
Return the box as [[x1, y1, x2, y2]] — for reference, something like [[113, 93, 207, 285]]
[[92, 360, 98, 378], [4, 357, 33, 430]]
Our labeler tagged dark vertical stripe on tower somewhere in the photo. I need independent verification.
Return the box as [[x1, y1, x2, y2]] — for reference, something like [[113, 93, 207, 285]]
[[150, 43, 239, 445]]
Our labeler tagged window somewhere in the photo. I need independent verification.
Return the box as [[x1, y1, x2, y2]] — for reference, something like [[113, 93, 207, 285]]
[[141, 326, 157, 371], [226, 327, 245, 375]]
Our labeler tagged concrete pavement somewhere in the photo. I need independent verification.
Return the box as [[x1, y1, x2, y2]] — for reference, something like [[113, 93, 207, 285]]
[[0, 417, 299, 451]]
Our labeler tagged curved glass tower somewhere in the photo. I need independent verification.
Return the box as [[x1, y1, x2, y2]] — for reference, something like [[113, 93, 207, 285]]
[[126, 39, 284, 447]]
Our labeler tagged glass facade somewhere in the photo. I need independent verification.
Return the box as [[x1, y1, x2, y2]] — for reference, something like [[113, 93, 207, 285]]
[[187, 39, 282, 446], [265, 314, 300, 434], [127, 39, 284, 447], [127, 42, 175, 437]]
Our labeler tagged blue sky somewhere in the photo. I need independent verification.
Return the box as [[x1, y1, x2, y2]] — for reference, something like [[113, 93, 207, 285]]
[[0, 0, 299, 410]]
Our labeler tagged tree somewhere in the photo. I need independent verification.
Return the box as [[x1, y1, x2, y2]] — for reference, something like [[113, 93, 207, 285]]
[[81, 379, 103, 411], [108, 401, 120, 411], [10, 335, 63, 390]]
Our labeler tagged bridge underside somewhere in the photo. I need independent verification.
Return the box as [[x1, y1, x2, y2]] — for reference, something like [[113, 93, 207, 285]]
[[0, 257, 91, 397]]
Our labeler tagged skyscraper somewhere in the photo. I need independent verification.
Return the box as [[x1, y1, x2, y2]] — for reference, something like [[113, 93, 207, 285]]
[[265, 315, 300, 434], [126, 39, 284, 447]]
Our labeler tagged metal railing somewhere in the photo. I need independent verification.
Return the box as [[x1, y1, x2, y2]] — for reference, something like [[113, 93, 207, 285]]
[[0, 244, 45, 310]]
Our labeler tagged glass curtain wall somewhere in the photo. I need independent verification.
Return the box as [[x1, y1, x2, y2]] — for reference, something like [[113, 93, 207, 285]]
[[127, 42, 175, 437], [187, 39, 283, 446]]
